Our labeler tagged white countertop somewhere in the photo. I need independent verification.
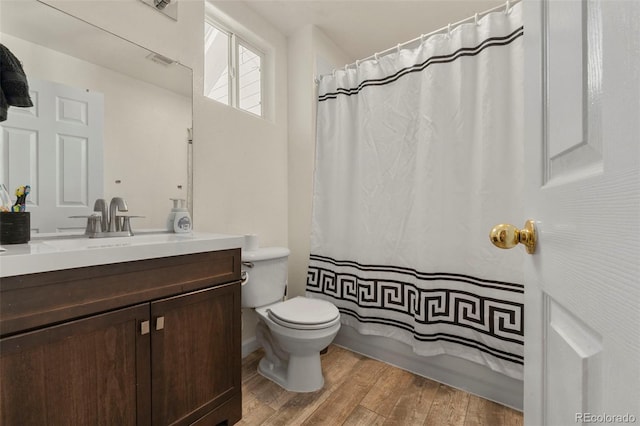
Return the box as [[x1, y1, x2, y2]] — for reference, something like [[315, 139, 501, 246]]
[[0, 231, 244, 277]]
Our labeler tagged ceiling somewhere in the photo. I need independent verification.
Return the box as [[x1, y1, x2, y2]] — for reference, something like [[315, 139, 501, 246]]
[[243, 0, 506, 62]]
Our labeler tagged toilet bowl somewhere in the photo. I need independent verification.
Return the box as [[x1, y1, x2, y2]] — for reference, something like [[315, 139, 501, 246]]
[[255, 297, 340, 392], [241, 247, 341, 392]]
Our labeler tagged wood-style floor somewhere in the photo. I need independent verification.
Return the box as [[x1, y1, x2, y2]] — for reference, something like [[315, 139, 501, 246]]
[[239, 345, 523, 426]]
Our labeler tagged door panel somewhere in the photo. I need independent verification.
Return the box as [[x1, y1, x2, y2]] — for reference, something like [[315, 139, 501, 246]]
[[524, 0, 640, 425], [546, 0, 603, 183], [0, 127, 38, 205], [545, 299, 603, 423], [57, 134, 90, 206]]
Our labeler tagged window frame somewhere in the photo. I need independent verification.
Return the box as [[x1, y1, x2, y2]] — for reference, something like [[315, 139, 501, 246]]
[[235, 37, 264, 117], [204, 18, 265, 118]]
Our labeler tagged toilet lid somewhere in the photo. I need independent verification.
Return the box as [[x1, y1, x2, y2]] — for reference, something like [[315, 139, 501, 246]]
[[267, 297, 340, 329]]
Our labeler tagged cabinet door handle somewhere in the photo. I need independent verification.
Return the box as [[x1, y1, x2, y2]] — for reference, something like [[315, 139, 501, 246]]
[[156, 316, 165, 331], [141, 320, 150, 335]]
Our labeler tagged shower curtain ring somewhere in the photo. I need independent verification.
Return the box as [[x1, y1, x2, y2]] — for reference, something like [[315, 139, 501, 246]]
[[420, 34, 426, 43], [356, 59, 360, 68], [474, 13, 479, 25], [397, 44, 401, 54], [447, 23, 452, 37], [505, 0, 511, 14], [374, 52, 379, 61]]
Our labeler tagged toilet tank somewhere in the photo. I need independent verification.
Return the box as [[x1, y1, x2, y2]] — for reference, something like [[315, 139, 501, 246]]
[[241, 247, 290, 308]]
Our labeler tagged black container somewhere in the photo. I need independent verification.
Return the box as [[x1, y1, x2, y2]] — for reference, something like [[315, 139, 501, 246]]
[[0, 212, 30, 244]]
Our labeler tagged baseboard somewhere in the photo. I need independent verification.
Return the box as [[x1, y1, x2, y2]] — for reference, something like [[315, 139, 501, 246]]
[[242, 336, 260, 358], [333, 325, 523, 411]]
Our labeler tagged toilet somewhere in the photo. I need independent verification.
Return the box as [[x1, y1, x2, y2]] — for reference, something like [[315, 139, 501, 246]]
[[241, 247, 341, 392]]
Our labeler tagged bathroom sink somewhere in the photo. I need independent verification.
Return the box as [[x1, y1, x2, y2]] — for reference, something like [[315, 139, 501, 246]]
[[0, 231, 244, 277], [40, 232, 196, 251]]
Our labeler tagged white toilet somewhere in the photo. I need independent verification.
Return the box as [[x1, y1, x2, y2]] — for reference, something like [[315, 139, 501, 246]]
[[241, 247, 341, 392]]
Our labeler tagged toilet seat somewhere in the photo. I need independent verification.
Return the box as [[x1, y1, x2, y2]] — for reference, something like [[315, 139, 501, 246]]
[[259, 297, 340, 330]]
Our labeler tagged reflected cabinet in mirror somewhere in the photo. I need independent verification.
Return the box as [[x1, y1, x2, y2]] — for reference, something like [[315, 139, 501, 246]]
[[0, 0, 192, 233]]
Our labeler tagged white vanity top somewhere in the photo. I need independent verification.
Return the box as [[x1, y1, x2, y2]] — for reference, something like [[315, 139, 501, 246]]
[[0, 231, 244, 277]]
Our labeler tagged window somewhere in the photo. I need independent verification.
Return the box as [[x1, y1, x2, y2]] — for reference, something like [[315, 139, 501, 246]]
[[204, 20, 263, 117]]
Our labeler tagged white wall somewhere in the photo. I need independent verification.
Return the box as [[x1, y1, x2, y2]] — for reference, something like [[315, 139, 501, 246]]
[[40, 0, 289, 341], [195, 1, 289, 342], [287, 25, 351, 299], [194, 1, 288, 248]]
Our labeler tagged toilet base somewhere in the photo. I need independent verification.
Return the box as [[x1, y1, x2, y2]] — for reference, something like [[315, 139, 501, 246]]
[[257, 352, 325, 393]]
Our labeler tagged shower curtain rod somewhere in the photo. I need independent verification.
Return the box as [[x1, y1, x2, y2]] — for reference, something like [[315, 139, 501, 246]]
[[317, 0, 521, 82]]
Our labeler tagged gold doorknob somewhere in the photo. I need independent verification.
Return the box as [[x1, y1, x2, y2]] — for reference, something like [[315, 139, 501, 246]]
[[489, 220, 537, 254]]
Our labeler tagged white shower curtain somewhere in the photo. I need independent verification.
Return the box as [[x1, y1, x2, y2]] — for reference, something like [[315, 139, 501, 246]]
[[307, 4, 524, 379]]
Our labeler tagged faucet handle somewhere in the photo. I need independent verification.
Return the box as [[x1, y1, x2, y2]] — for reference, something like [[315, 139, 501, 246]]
[[86, 214, 101, 235], [69, 213, 101, 236], [119, 215, 144, 236], [121, 217, 132, 235]]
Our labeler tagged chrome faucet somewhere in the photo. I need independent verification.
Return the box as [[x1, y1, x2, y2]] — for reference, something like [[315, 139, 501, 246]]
[[71, 197, 140, 237], [108, 197, 128, 232]]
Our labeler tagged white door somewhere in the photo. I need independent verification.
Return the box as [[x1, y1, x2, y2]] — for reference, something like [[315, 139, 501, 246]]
[[0, 78, 104, 233], [521, 1, 640, 425]]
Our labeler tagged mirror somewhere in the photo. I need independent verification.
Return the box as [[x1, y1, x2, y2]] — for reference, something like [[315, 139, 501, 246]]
[[0, 0, 192, 233]]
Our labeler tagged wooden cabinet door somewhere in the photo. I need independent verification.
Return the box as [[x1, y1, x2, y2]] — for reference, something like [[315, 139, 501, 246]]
[[0, 304, 150, 425], [150, 282, 241, 426]]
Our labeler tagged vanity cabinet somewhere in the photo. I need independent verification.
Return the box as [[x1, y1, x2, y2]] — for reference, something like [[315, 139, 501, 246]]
[[0, 249, 242, 426]]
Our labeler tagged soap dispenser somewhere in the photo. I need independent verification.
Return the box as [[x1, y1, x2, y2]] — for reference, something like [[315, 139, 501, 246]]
[[168, 198, 192, 233], [166, 198, 179, 231]]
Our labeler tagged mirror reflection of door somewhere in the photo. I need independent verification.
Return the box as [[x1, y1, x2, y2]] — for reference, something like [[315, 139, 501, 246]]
[[1, 78, 104, 233]]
